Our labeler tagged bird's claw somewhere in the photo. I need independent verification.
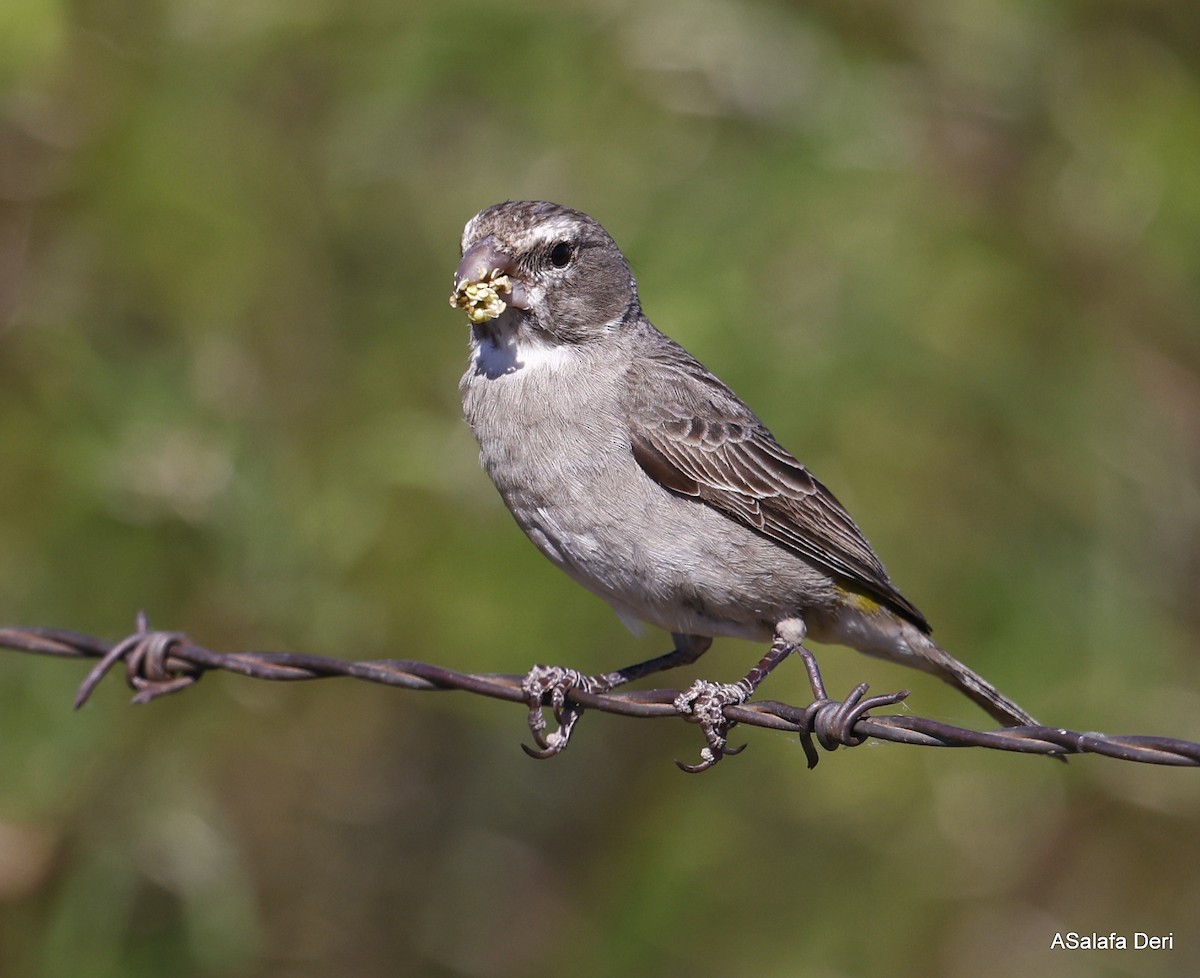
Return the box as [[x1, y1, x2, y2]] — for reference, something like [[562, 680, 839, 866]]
[[520, 665, 593, 759], [673, 680, 750, 773]]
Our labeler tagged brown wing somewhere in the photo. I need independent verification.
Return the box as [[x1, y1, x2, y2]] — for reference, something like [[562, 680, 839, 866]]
[[625, 328, 930, 632]]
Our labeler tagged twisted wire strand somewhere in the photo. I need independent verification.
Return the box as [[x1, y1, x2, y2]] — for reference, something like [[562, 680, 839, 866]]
[[3, 621, 1198, 769]]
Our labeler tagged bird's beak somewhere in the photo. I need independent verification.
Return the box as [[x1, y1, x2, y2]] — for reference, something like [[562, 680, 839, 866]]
[[454, 235, 529, 310]]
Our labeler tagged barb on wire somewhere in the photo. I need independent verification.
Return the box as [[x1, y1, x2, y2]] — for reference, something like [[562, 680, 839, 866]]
[[2, 618, 1199, 771]]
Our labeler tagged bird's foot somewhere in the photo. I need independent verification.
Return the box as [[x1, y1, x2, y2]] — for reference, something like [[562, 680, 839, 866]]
[[520, 665, 608, 759], [673, 680, 750, 773]]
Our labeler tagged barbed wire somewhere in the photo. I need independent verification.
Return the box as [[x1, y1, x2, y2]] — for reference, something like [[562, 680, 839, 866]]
[[3, 617, 1199, 771]]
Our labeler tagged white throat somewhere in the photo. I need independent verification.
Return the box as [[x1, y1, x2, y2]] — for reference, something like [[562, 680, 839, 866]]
[[471, 322, 576, 379]]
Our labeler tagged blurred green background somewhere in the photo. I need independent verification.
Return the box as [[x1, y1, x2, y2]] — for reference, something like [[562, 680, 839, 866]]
[[1, 0, 1199, 975]]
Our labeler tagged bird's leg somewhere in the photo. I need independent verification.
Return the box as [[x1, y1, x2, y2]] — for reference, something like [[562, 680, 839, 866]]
[[674, 619, 805, 773], [521, 634, 712, 759]]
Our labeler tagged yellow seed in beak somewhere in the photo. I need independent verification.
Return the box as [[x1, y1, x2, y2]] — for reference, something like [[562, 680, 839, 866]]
[[450, 272, 514, 324]]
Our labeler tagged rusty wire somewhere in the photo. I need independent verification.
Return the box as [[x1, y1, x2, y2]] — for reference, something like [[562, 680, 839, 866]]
[[3, 617, 1199, 770]]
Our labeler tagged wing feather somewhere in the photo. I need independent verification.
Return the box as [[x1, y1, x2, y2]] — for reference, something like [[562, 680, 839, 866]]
[[625, 327, 930, 632]]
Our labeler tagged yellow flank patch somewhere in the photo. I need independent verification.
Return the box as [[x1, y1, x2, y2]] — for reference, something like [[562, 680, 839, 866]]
[[450, 271, 514, 324], [837, 588, 882, 615]]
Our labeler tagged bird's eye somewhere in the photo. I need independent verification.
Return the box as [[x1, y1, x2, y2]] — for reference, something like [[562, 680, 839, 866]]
[[549, 241, 573, 268]]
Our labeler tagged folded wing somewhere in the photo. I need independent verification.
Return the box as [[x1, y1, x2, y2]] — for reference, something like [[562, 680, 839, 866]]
[[625, 330, 930, 633]]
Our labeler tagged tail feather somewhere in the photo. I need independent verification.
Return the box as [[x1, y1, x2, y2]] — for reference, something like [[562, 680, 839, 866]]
[[818, 600, 1040, 728], [910, 631, 1038, 728]]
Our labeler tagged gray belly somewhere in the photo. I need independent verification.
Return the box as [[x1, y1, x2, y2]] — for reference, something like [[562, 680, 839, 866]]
[[461, 358, 837, 640]]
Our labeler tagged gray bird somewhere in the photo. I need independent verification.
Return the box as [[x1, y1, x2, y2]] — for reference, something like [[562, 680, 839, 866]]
[[451, 200, 1037, 770]]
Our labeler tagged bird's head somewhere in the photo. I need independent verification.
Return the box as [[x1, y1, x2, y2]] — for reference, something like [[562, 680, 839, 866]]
[[451, 201, 638, 343]]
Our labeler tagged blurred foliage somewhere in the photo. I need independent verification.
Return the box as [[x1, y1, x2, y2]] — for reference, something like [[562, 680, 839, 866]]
[[1, 0, 1199, 975]]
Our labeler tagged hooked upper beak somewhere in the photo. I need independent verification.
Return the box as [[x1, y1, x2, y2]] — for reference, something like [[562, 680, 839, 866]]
[[454, 235, 529, 310]]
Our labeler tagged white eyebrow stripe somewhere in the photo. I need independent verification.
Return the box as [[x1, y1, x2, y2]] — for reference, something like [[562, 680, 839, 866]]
[[461, 213, 580, 254], [524, 216, 580, 246]]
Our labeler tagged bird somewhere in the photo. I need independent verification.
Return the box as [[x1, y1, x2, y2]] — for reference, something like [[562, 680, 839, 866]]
[[450, 200, 1038, 770]]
